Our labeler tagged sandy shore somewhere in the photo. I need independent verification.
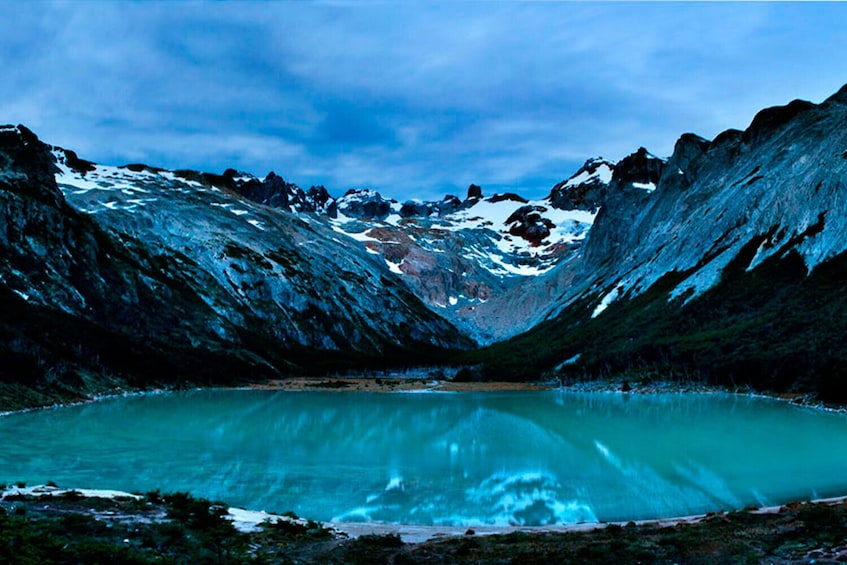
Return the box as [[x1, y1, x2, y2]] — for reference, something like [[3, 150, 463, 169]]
[[243, 375, 839, 411], [246, 376, 553, 393], [327, 495, 847, 543]]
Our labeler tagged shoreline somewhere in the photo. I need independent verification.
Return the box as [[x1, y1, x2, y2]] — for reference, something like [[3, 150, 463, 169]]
[[4, 483, 847, 544], [244, 376, 554, 394], [327, 494, 847, 543], [5, 486, 847, 563], [2, 374, 844, 417], [243, 374, 847, 413]]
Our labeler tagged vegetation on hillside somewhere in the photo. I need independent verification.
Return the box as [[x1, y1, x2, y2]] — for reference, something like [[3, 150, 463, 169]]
[[468, 247, 847, 403]]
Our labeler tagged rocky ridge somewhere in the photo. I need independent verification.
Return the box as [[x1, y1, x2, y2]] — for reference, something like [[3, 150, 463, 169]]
[[0, 125, 473, 406], [479, 84, 847, 400]]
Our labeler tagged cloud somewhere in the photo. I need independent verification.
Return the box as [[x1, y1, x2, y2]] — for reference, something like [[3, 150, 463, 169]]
[[2, 2, 847, 201]]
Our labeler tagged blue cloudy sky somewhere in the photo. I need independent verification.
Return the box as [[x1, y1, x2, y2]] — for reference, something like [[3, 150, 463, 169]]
[[2, 2, 847, 201]]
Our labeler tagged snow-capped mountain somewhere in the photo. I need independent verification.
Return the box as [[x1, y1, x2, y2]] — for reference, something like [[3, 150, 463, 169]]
[[52, 145, 617, 343], [0, 124, 473, 403], [481, 84, 847, 400], [327, 186, 601, 341], [213, 159, 615, 342]]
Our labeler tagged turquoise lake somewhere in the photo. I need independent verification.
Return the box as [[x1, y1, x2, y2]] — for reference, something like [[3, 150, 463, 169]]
[[2, 390, 847, 527]]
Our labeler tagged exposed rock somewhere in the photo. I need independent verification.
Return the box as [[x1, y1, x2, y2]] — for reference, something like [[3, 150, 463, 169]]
[[60, 148, 96, 175], [547, 158, 615, 212], [236, 171, 300, 209], [467, 184, 483, 200], [306, 185, 337, 217], [399, 194, 471, 219], [506, 205, 553, 245], [121, 163, 166, 174], [173, 169, 233, 190], [611, 147, 665, 188], [488, 193, 528, 204], [337, 189, 394, 220], [435, 194, 463, 216], [743, 99, 816, 144], [400, 200, 434, 218]]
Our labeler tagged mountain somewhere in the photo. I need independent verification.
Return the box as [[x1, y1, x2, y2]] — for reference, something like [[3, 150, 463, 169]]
[[4, 83, 847, 408], [475, 84, 847, 401], [220, 160, 615, 343], [0, 125, 473, 407]]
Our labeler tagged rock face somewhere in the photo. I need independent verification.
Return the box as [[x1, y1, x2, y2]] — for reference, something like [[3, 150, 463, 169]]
[[484, 85, 847, 400], [547, 158, 615, 212], [576, 91, 847, 304], [0, 125, 472, 401], [467, 184, 483, 200]]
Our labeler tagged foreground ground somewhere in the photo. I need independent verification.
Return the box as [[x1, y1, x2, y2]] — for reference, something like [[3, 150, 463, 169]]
[[2, 486, 847, 564]]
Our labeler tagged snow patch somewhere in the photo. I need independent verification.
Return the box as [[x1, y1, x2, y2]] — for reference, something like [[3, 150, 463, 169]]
[[331, 224, 381, 243], [54, 161, 101, 190], [246, 219, 266, 231], [632, 181, 657, 192], [385, 258, 404, 274], [225, 507, 313, 533], [562, 162, 613, 187], [555, 354, 581, 371], [1, 484, 141, 500], [591, 285, 622, 318]]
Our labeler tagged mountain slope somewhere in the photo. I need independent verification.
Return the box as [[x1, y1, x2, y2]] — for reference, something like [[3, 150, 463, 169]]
[[224, 172, 610, 343], [474, 84, 847, 400], [0, 125, 472, 407]]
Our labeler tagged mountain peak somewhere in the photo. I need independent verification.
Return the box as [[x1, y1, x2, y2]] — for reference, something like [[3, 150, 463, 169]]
[[467, 183, 483, 200], [337, 188, 395, 220], [0, 124, 62, 200], [825, 81, 847, 104], [611, 147, 665, 191], [547, 157, 614, 212], [743, 98, 816, 144]]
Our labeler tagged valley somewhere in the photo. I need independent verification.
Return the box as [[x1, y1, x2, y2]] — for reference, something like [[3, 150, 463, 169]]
[[4, 84, 847, 408], [3, 82, 847, 563]]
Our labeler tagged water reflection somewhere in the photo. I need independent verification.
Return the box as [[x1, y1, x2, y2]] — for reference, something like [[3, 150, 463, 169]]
[[1, 390, 847, 525]]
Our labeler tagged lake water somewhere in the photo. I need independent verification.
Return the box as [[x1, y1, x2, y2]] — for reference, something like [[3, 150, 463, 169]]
[[2, 390, 847, 527]]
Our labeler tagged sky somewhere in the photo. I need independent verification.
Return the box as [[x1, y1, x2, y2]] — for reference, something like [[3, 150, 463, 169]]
[[2, 2, 847, 202]]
